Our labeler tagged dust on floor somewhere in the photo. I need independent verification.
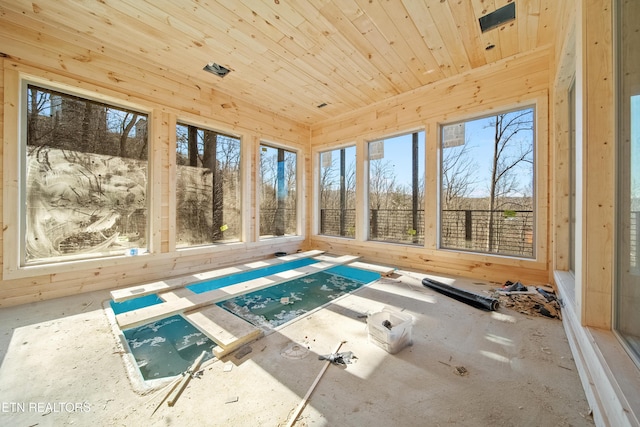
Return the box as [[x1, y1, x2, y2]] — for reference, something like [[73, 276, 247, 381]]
[[0, 270, 594, 426]]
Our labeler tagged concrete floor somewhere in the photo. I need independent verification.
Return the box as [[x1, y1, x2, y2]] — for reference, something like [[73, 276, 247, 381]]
[[0, 269, 594, 426]]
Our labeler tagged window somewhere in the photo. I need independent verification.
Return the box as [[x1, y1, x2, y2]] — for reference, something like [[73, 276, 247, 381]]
[[23, 84, 148, 265], [175, 124, 241, 247], [259, 144, 297, 237], [319, 146, 356, 238], [440, 107, 535, 258], [368, 131, 425, 245], [616, 0, 640, 364]]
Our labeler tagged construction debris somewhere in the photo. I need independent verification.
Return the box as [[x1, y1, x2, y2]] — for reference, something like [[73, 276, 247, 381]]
[[495, 282, 562, 319], [318, 351, 356, 366]]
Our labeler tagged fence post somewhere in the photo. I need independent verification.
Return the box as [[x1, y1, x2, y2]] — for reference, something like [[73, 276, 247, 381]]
[[465, 210, 472, 241], [371, 209, 378, 238]]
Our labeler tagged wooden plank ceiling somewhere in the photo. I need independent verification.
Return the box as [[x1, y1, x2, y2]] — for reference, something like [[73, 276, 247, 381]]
[[0, 0, 559, 126]]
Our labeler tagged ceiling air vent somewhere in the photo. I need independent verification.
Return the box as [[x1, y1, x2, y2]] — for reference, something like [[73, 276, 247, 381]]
[[203, 62, 231, 77], [479, 2, 516, 33]]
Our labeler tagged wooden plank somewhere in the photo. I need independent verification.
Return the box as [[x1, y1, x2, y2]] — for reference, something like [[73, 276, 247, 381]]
[[347, 261, 395, 277], [166, 351, 207, 407], [110, 250, 325, 302], [183, 305, 262, 350], [115, 255, 360, 329]]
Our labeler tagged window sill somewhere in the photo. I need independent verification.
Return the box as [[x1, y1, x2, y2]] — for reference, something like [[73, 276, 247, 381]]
[[555, 270, 640, 427]]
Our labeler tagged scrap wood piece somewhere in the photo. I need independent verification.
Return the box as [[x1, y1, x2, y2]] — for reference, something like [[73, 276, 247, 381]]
[[167, 351, 207, 407], [285, 341, 345, 427], [497, 293, 562, 320]]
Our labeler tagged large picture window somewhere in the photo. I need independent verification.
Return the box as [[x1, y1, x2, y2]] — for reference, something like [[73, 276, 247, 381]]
[[368, 131, 425, 245], [319, 146, 356, 238], [259, 144, 297, 237], [440, 107, 535, 258], [24, 85, 148, 265], [616, 0, 640, 364], [175, 124, 241, 247]]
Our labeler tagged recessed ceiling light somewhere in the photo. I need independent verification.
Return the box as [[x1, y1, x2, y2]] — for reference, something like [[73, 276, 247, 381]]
[[203, 62, 231, 77], [479, 2, 516, 33]]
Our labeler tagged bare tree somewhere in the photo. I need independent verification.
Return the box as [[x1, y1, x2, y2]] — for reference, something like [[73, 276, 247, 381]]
[[369, 159, 398, 210], [441, 140, 478, 210], [117, 112, 138, 158], [487, 111, 534, 251]]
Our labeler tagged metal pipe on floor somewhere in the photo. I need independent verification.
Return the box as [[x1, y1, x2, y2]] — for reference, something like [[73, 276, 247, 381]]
[[422, 278, 499, 311]]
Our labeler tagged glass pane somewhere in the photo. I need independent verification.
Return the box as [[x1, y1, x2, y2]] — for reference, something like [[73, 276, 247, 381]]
[[368, 131, 425, 245], [319, 146, 356, 237], [616, 0, 640, 363], [175, 124, 241, 247], [440, 108, 535, 257], [25, 85, 148, 264], [259, 145, 297, 237]]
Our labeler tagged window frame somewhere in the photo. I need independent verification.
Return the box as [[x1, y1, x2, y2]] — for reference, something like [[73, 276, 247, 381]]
[[3, 71, 155, 279], [174, 121, 243, 249], [365, 129, 426, 246], [257, 140, 301, 240], [317, 144, 357, 239], [437, 103, 539, 260]]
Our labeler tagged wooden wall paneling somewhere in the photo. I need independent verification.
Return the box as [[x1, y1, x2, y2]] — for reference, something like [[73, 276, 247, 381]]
[[581, 0, 614, 329], [2, 67, 21, 278], [299, 141, 308, 237], [311, 237, 549, 285], [306, 145, 315, 240], [0, 242, 305, 307], [166, 113, 178, 252], [241, 133, 256, 244], [149, 109, 165, 255], [0, 58, 4, 274], [551, 18, 577, 273], [536, 90, 551, 277], [355, 137, 367, 242], [424, 121, 438, 251]]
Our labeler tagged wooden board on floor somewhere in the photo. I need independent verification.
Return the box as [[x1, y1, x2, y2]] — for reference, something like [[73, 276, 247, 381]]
[[348, 261, 395, 276], [110, 250, 325, 303], [183, 305, 262, 353], [115, 254, 359, 330]]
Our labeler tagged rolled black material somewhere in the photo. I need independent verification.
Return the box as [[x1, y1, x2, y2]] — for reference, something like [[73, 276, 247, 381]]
[[422, 278, 499, 311]]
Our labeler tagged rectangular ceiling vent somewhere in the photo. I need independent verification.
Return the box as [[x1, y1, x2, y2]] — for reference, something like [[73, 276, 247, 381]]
[[479, 2, 516, 33], [203, 62, 231, 77]]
